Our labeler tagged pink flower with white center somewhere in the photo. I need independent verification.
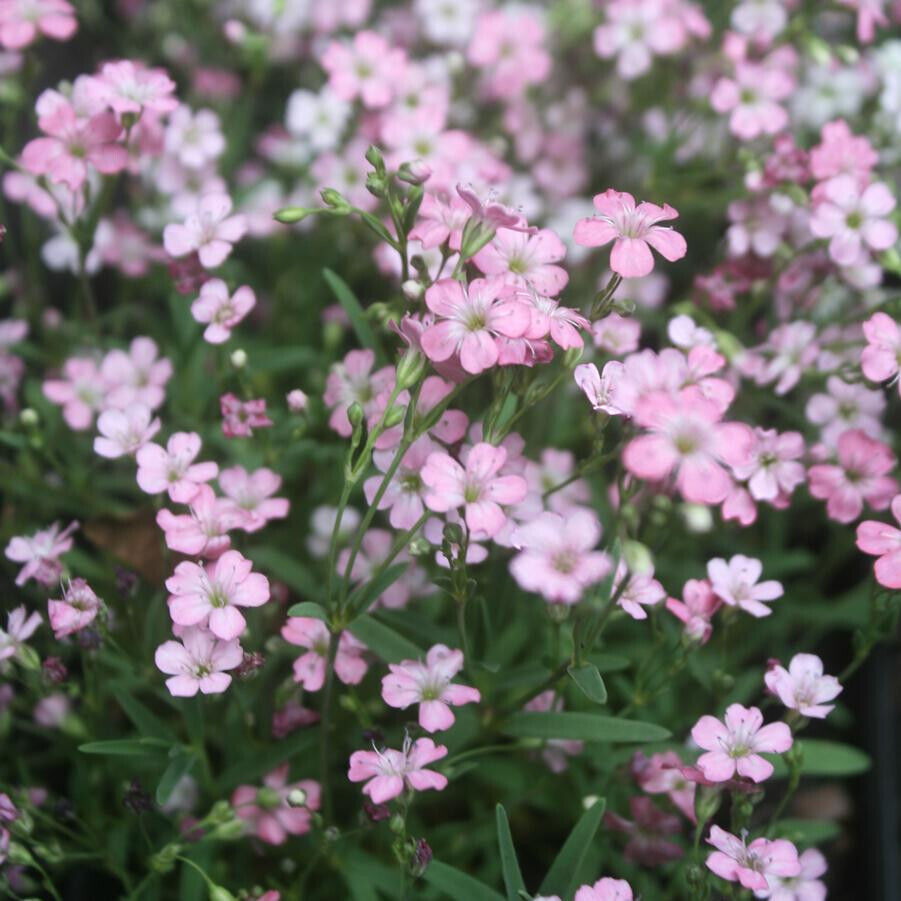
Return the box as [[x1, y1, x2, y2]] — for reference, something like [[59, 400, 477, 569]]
[[231, 766, 320, 846], [219, 466, 289, 533], [166, 550, 269, 641], [808, 429, 897, 523], [43, 357, 106, 429], [96, 60, 177, 115], [624, 390, 755, 505], [93, 403, 160, 458], [861, 312, 901, 393], [421, 442, 528, 538], [409, 191, 471, 250], [190, 280, 255, 344], [707, 555, 783, 618], [281, 618, 368, 691], [710, 59, 794, 140], [706, 826, 800, 892], [21, 103, 126, 191], [5, 520, 78, 587], [308, 505, 361, 559], [456, 184, 533, 234], [809, 120, 877, 183], [574, 361, 624, 415], [757, 847, 827, 901], [837, 0, 888, 42], [348, 736, 448, 803], [0, 605, 41, 661], [573, 878, 634, 901], [667, 315, 714, 352], [321, 31, 406, 109], [631, 750, 696, 822], [765, 654, 842, 719], [593, 313, 640, 355], [692, 704, 793, 783], [164, 106, 225, 169], [521, 290, 590, 351], [810, 175, 897, 266], [746, 321, 819, 396], [101, 337, 172, 411], [732, 428, 806, 503], [337, 529, 426, 610], [364, 435, 437, 530], [220, 393, 273, 438], [574, 189, 687, 278], [726, 197, 787, 258], [509, 509, 612, 605], [612, 561, 667, 620], [47, 577, 101, 639], [605, 796, 683, 866], [323, 349, 395, 437], [666, 578, 721, 643], [420, 277, 532, 375], [731, 0, 789, 41], [154, 625, 243, 697], [381, 644, 480, 732], [0, 0, 76, 49], [136, 432, 218, 503], [806, 375, 884, 448], [157, 484, 241, 559], [857, 494, 901, 589], [163, 193, 247, 269], [473, 228, 568, 297]]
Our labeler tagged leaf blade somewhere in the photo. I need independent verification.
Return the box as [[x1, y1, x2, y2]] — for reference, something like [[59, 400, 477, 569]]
[[502, 712, 669, 743], [423, 861, 505, 901], [539, 799, 606, 897], [496, 805, 526, 901], [567, 663, 608, 704], [349, 615, 422, 663], [323, 268, 383, 359]]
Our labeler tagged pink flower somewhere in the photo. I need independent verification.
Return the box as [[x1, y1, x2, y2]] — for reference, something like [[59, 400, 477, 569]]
[[47, 577, 101, 638], [624, 390, 754, 505], [520, 290, 590, 351], [220, 393, 273, 437], [323, 349, 394, 437], [706, 826, 800, 892], [154, 626, 243, 697], [164, 105, 225, 169], [420, 277, 532, 375], [807, 429, 897, 523], [765, 654, 842, 719], [0, 0, 76, 49], [381, 644, 480, 732], [5, 520, 78, 586], [156, 484, 242, 558], [166, 550, 270, 641], [95, 59, 177, 115], [421, 442, 528, 538], [573, 878, 634, 901], [574, 361, 623, 415], [136, 432, 218, 503], [810, 175, 897, 266], [321, 31, 406, 108], [732, 428, 806, 503], [593, 313, 641, 355], [163, 194, 247, 269], [759, 847, 827, 901], [231, 765, 320, 845], [101, 337, 172, 411], [43, 358, 106, 430], [809, 120, 877, 183], [364, 435, 437, 530], [409, 191, 471, 250], [286, 389, 308, 413], [857, 494, 901, 589], [348, 736, 447, 803], [691, 704, 793, 783], [631, 750, 696, 822], [219, 466, 289, 533], [281, 618, 368, 691], [606, 796, 683, 865], [93, 403, 160, 458], [710, 60, 794, 140], [510, 509, 612, 605], [190, 280, 255, 344], [337, 530, 427, 610], [0, 605, 42, 661], [612, 561, 666, 620], [456, 184, 533, 233], [806, 376, 884, 448], [707, 555, 783, 618], [574, 189, 686, 278], [861, 312, 901, 392], [666, 579, 721, 643], [473, 228, 568, 297], [837, 0, 888, 42]]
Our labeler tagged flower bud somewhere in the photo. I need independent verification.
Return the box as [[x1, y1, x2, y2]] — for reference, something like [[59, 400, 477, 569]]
[[395, 348, 426, 390], [582, 794, 601, 810], [209, 819, 246, 841], [256, 787, 280, 809], [402, 279, 423, 301], [408, 537, 432, 557], [287, 788, 308, 808], [365, 172, 388, 199], [442, 522, 464, 546], [19, 408, 38, 427], [383, 404, 407, 429], [622, 540, 653, 576], [397, 160, 431, 185], [274, 206, 312, 224], [389, 813, 406, 835], [7, 842, 34, 866], [208, 886, 238, 901], [230, 349, 247, 369], [286, 389, 308, 413], [680, 504, 713, 533], [365, 144, 387, 175], [206, 800, 232, 824], [347, 402, 365, 429], [320, 188, 351, 212]]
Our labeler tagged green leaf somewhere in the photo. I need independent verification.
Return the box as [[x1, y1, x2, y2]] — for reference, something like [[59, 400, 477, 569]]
[[423, 861, 505, 901], [349, 614, 421, 663], [220, 727, 319, 789], [345, 563, 410, 619], [323, 268, 383, 358], [567, 663, 608, 704], [496, 805, 526, 901], [502, 712, 670, 743], [539, 799, 606, 898], [250, 547, 324, 601], [286, 601, 328, 621], [79, 738, 170, 756], [114, 690, 178, 742], [156, 751, 196, 805], [587, 653, 631, 673], [358, 211, 400, 248], [772, 818, 841, 845], [769, 739, 871, 778]]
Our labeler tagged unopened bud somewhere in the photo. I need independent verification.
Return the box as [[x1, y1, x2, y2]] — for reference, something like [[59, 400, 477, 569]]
[[347, 402, 364, 428], [396, 348, 426, 389], [402, 279, 423, 301], [397, 160, 431, 185], [19, 408, 38, 427], [287, 788, 308, 808], [622, 540, 653, 576], [582, 794, 601, 810], [208, 886, 238, 901], [274, 206, 311, 224], [443, 522, 464, 546], [7, 842, 34, 866], [680, 504, 713, 533], [286, 388, 308, 413], [230, 349, 247, 369], [209, 819, 245, 841], [383, 404, 407, 429], [408, 537, 432, 557], [389, 814, 406, 835], [365, 172, 388, 199], [365, 144, 386, 174], [320, 188, 351, 212]]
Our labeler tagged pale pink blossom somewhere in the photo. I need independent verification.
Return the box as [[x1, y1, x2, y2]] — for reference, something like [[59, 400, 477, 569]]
[[806, 376, 884, 447], [154, 625, 243, 697], [706, 826, 800, 892], [191, 280, 255, 344], [281, 618, 368, 691], [732, 428, 806, 503], [323, 349, 395, 437], [574, 361, 623, 415], [691, 704, 793, 783], [156, 484, 242, 558], [409, 191, 471, 250], [861, 312, 901, 392], [756, 847, 827, 901], [136, 432, 218, 503], [163, 193, 247, 269], [473, 228, 568, 297], [593, 314, 640, 355], [321, 30, 406, 109], [666, 578, 721, 643], [574, 878, 634, 901], [164, 106, 225, 169], [632, 750, 696, 822], [612, 561, 666, 620], [765, 654, 842, 719], [219, 466, 289, 533], [707, 555, 783, 618], [857, 494, 901, 589], [96, 59, 177, 115], [837, 0, 888, 42], [348, 736, 447, 803], [744, 321, 819, 396], [232, 766, 320, 845], [43, 358, 106, 429], [5, 520, 78, 586], [605, 797, 682, 866], [0, 605, 41, 661], [93, 403, 160, 458], [286, 389, 308, 413], [711, 59, 794, 140], [0, 0, 76, 49], [220, 393, 272, 437], [364, 435, 437, 530], [809, 120, 877, 183], [101, 337, 172, 411], [48, 577, 101, 639]]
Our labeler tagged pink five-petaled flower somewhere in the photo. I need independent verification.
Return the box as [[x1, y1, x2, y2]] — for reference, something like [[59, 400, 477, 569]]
[[95, 60, 178, 115], [710, 58, 794, 140], [807, 428, 897, 524], [420, 277, 531, 375], [574, 878, 634, 901], [347, 736, 447, 804], [706, 826, 800, 892], [48, 577, 101, 639], [94, 403, 161, 459], [321, 30, 405, 109], [136, 431, 219, 503], [623, 390, 754, 505], [707, 555, 783, 618], [364, 435, 437, 530], [381, 644, 480, 732], [231, 765, 320, 845], [220, 393, 273, 438], [163, 193, 247, 269], [190, 279, 256, 344], [857, 494, 901, 589], [605, 796, 683, 866], [156, 484, 241, 558], [509, 509, 612, 605], [281, 617, 368, 691], [154, 625, 243, 697], [732, 428, 806, 503], [612, 561, 666, 621], [0, 605, 42, 661], [0, 0, 76, 49], [573, 189, 687, 278], [42, 357, 105, 430], [759, 846, 828, 901], [666, 578, 721, 644], [218, 466, 289, 533], [861, 312, 901, 394], [473, 228, 569, 297], [166, 550, 269, 641], [4, 520, 78, 587], [691, 704, 793, 783], [421, 442, 527, 538], [765, 654, 842, 720]]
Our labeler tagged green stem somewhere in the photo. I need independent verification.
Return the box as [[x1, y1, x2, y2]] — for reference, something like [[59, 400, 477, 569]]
[[319, 630, 341, 825]]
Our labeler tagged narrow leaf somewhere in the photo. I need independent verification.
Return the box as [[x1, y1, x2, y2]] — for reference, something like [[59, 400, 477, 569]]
[[346, 563, 409, 619], [323, 268, 383, 358], [250, 547, 324, 601], [349, 615, 422, 663], [156, 752, 196, 805], [79, 738, 170, 756], [502, 712, 669, 743], [423, 861, 505, 901], [114, 690, 178, 742], [496, 805, 526, 901], [539, 799, 606, 898], [567, 663, 608, 704], [286, 601, 328, 621], [768, 739, 871, 778]]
